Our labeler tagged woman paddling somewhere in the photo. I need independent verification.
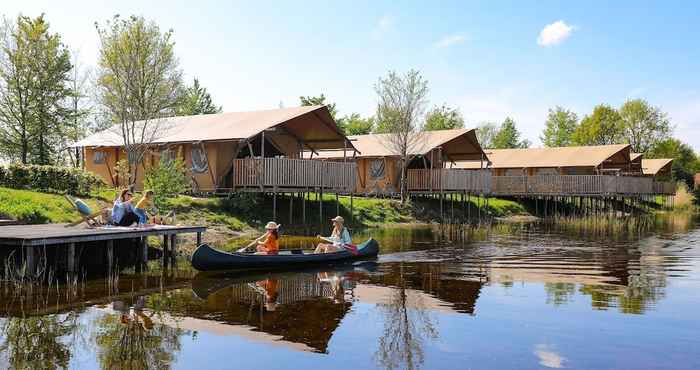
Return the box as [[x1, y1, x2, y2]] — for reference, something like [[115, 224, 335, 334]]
[[314, 216, 352, 253], [254, 222, 280, 255]]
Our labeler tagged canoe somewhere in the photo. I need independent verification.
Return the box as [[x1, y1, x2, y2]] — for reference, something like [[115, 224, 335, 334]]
[[191, 238, 379, 272]]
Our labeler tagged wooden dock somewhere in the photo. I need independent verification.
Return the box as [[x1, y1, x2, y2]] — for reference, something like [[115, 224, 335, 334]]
[[0, 224, 206, 275]]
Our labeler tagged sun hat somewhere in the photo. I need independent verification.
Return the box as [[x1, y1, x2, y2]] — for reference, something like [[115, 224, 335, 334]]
[[265, 221, 281, 230], [331, 216, 344, 223]]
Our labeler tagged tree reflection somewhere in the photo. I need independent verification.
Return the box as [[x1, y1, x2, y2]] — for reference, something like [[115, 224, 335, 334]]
[[93, 298, 185, 370], [544, 283, 576, 306], [0, 313, 78, 369], [374, 263, 439, 370]]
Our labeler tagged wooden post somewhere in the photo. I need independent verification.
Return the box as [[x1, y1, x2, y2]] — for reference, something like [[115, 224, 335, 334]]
[[319, 188, 323, 227], [141, 237, 148, 268], [196, 231, 202, 247], [302, 191, 306, 224], [66, 243, 76, 273], [289, 193, 294, 225], [350, 193, 354, 226], [170, 234, 177, 266], [273, 190, 277, 221], [106, 240, 114, 273], [162, 235, 170, 268], [335, 193, 339, 217]]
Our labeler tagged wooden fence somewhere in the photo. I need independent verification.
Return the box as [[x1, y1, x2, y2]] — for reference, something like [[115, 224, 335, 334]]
[[232, 158, 356, 192], [489, 175, 675, 196], [406, 169, 491, 194]]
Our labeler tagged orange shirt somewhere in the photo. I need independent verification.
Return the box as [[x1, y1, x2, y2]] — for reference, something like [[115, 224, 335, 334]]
[[261, 234, 279, 255]]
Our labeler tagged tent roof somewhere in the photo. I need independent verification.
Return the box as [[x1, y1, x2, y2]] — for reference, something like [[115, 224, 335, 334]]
[[642, 158, 673, 175], [71, 105, 354, 151], [454, 144, 631, 169], [631, 152, 643, 162], [310, 128, 486, 161]]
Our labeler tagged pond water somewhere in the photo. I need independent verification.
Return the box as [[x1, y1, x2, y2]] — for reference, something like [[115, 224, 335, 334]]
[[1, 214, 699, 370]]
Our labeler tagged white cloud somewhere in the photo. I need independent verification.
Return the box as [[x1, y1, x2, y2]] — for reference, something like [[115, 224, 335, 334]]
[[534, 344, 567, 368], [537, 20, 574, 47], [372, 15, 395, 40], [434, 34, 466, 48]]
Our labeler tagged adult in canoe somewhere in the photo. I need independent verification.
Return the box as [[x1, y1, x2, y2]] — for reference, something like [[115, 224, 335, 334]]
[[255, 222, 280, 255], [314, 216, 352, 254]]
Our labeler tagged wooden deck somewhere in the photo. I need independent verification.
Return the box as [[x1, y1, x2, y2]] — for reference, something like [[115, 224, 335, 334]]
[[407, 169, 490, 193], [0, 224, 205, 246], [232, 158, 356, 193]]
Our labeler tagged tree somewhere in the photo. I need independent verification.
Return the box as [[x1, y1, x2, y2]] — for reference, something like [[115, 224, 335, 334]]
[[338, 113, 374, 135], [619, 99, 672, 153], [299, 93, 337, 120], [572, 104, 624, 146], [492, 117, 530, 149], [475, 122, 498, 149], [647, 138, 700, 188], [423, 104, 464, 131], [63, 49, 93, 167], [375, 69, 429, 202], [541, 106, 578, 147], [175, 78, 222, 116], [0, 15, 73, 165], [143, 155, 189, 207], [95, 15, 183, 185]]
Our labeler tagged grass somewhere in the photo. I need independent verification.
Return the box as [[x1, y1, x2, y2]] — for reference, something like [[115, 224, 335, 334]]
[[0, 187, 106, 223]]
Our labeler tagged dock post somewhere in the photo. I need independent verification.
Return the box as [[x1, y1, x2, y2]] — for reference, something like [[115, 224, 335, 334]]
[[23, 246, 35, 277], [67, 243, 76, 273], [170, 234, 177, 266], [196, 231, 202, 247], [162, 235, 170, 268], [140, 237, 148, 271], [106, 240, 114, 273]]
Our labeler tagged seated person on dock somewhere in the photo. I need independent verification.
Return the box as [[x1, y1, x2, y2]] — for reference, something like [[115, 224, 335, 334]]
[[112, 189, 139, 227], [134, 190, 155, 225], [255, 222, 280, 255], [314, 216, 351, 253]]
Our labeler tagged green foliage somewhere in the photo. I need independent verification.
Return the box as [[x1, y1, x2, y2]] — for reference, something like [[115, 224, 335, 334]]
[[337, 113, 375, 135], [0, 187, 103, 223], [0, 164, 104, 195], [572, 104, 624, 145], [175, 78, 222, 116], [619, 99, 672, 153], [476, 122, 498, 148], [423, 104, 465, 131], [647, 138, 700, 188], [693, 186, 700, 207], [492, 117, 530, 149], [299, 93, 337, 120], [143, 157, 189, 206], [541, 106, 578, 147], [0, 14, 74, 165]]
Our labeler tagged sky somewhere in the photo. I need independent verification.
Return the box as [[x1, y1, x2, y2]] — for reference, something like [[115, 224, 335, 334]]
[[3, 0, 700, 150]]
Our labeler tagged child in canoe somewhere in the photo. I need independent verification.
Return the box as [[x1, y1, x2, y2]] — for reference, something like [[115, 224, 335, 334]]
[[315, 216, 352, 253], [255, 222, 280, 255]]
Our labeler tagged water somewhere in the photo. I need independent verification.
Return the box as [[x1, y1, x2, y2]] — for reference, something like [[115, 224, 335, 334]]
[[1, 214, 699, 370]]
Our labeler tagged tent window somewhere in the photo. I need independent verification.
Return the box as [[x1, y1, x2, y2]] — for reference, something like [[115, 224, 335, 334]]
[[160, 149, 176, 163], [93, 150, 106, 164], [369, 159, 385, 179], [191, 145, 209, 174]]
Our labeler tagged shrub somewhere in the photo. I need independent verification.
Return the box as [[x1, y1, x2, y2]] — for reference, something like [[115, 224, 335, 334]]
[[220, 193, 260, 214], [143, 157, 190, 207], [0, 164, 104, 196], [693, 186, 700, 207]]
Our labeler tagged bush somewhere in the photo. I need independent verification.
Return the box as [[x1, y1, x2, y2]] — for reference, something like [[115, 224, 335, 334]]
[[0, 164, 104, 196], [220, 193, 260, 214], [143, 157, 190, 207], [693, 186, 700, 207]]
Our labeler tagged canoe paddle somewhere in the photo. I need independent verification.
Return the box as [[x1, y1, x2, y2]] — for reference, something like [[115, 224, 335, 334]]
[[237, 234, 266, 253]]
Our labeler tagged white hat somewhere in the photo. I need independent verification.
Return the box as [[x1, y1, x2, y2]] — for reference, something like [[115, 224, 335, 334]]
[[265, 221, 281, 230], [331, 216, 344, 223]]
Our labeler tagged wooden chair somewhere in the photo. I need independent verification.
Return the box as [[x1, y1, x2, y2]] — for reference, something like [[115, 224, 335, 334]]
[[64, 195, 111, 227]]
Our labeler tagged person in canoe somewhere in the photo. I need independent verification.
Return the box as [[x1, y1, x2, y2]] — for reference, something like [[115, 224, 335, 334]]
[[314, 216, 352, 253], [255, 222, 280, 255]]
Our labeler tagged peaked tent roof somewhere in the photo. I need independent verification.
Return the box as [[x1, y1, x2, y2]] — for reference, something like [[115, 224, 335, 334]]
[[642, 158, 674, 175], [631, 153, 643, 162], [71, 105, 355, 151], [310, 128, 486, 161], [454, 144, 631, 169]]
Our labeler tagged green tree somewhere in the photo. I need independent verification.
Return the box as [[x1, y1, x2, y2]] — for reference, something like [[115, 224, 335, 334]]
[[475, 122, 498, 148], [572, 104, 624, 146], [0, 15, 74, 165], [647, 138, 700, 188], [143, 155, 189, 207], [619, 99, 672, 153], [423, 104, 464, 131], [492, 117, 530, 149], [299, 93, 337, 120], [175, 78, 222, 116], [95, 15, 183, 184], [541, 106, 578, 147], [338, 113, 374, 135]]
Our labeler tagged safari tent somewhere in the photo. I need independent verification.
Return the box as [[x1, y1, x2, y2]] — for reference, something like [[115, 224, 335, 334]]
[[641, 158, 674, 177], [309, 128, 487, 194], [72, 106, 357, 193]]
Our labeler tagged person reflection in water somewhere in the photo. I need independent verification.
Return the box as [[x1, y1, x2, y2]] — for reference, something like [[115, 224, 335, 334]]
[[256, 278, 279, 311]]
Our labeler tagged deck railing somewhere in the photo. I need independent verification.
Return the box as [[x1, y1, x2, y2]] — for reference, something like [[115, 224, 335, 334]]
[[232, 158, 356, 192], [489, 175, 675, 196], [406, 169, 491, 194]]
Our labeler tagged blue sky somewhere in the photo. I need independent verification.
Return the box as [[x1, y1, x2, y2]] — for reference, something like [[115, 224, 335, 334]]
[[5, 0, 700, 149]]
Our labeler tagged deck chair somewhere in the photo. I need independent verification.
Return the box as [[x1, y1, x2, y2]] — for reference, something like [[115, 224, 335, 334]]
[[64, 195, 111, 227]]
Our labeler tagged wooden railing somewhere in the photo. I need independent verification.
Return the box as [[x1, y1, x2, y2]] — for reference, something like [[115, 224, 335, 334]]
[[406, 169, 491, 194], [232, 158, 356, 192], [489, 175, 675, 196]]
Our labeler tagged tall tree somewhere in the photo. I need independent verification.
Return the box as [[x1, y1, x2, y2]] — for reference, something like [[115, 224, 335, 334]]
[[375, 69, 429, 202], [572, 104, 624, 146], [619, 99, 672, 153], [647, 138, 699, 188], [299, 93, 337, 120], [338, 113, 374, 135], [175, 78, 222, 116], [541, 106, 578, 147], [492, 117, 530, 149], [423, 104, 464, 131], [95, 15, 183, 184], [63, 49, 93, 167], [475, 122, 498, 149], [0, 15, 73, 165]]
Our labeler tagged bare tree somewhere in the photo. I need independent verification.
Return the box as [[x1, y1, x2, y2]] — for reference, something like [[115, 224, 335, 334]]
[[62, 49, 93, 167], [375, 70, 429, 202], [95, 15, 183, 184]]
